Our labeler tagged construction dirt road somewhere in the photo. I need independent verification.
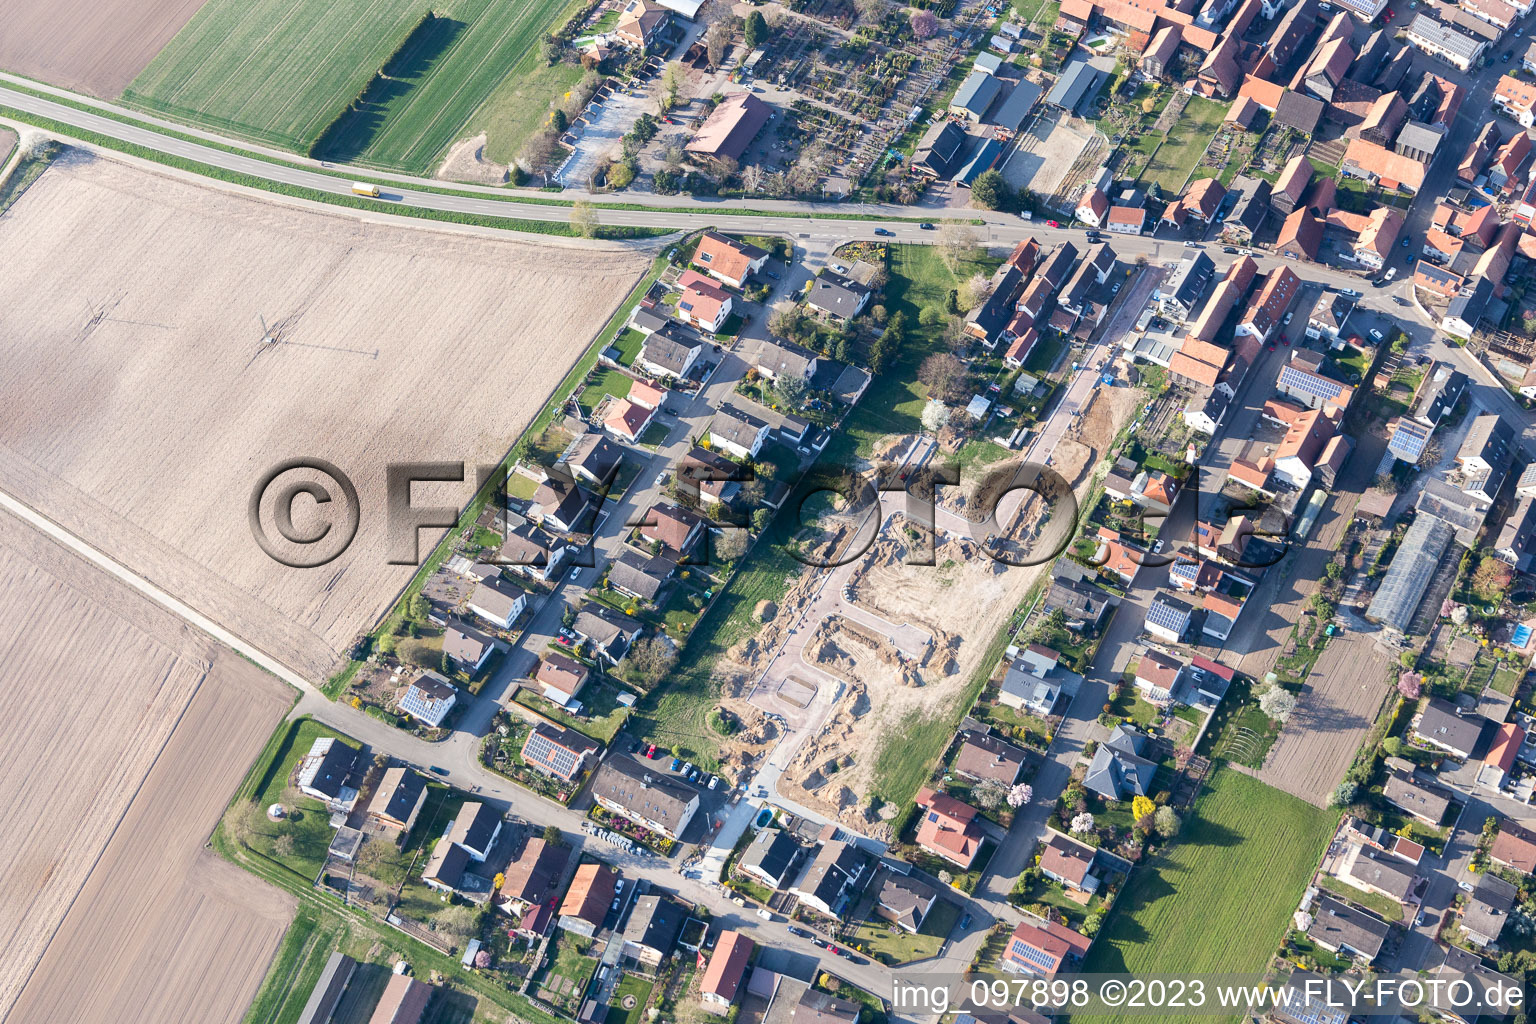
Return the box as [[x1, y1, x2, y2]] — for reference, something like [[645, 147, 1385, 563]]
[[0, 151, 645, 680], [0, 506, 295, 1023]]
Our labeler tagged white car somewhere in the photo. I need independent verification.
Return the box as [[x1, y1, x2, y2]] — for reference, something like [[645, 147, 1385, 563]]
[[1370, 328, 1384, 342], [708, 775, 719, 790]]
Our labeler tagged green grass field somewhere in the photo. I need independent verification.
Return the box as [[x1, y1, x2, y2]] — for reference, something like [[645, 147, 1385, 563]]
[[1134, 96, 1228, 196], [1080, 769, 1335, 1024], [124, 0, 576, 171]]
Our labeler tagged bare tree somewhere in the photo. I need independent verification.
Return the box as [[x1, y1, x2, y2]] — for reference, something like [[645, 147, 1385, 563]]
[[714, 528, 749, 562], [705, 19, 735, 70], [942, 315, 969, 354], [918, 352, 968, 402], [625, 636, 679, 686], [741, 164, 766, 192], [571, 200, 599, 238], [517, 128, 561, 172], [938, 221, 981, 271], [854, 0, 887, 22]]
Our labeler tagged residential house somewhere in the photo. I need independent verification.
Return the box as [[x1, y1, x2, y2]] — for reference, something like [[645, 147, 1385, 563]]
[[469, 575, 529, 629], [692, 232, 769, 288], [297, 736, 360, 808], [1336, 843, 1418, 904], [443, 619, 497, 673], [447, 801, 502, 861], [1275, 208, 1324, 262], [1308, 896, 1389, 962], [499, 523, 576, 583], [1342, 138, 1427, 192], [535, 652, 589, 707], [1478, 720, 1525, 790], [793, 992, 862, 1024], [564, 433, 626, 488], [807, 270, 872, 322], [1382, 770, 1453, 824], [399, 671, 457, 728], [677, 270, 734, 333], [1095, 527, 1144, 586], [1140, 25, 1181, 78], [749, 337, 818, 383], [1463, 876, 1518, 947], [1084, 724, 1158, 800], [1043, 575, 1114, 631], [559, 862, 618, 936], [608, 549, 675, 605], [1494, 497, 1536, 571], [1458, 412, 1514, 503], [1000, 920, 1092, 977], [1178, 654, 1236, 706], [639, 500, 705, 556], [1000, 643, 1067, 715], [1134, 649, 1183, 705], [913, 120, 968, 178], [1076, 187, 1109, 227], [790, 839, 873, 919], [501, 836, 568, 907], [520, 722, 598, 782], [1414, 698, 1485, 759], [1489, 819, 1536, 874], [1040, 833, 1100, 892], [685, 92, 771, 163], [1223, 177, 1272, 243], [637, 324, 703, 380], [915, 787, 985, 868], [615, 0, 670, 49], [953, 730, 1027, 785], [1145, 591, 1194, 643], [1106, 205, 1146, 234], [1403, 14, 1486, 72], [739, 828, 802, 889], [701, 931, 754, 1012], [422, 838, 473, 894], [623, 893, 686, 968], [366, 767, 428, 833], [571, 604, 643, 664], [1271, 155, 1313, 217], [1276, 354, 1354, 412], [604, 396, 657, 444], [1237, 266, 1301, 343], [709, 403, 772, 459], [1443, 276, 1495, 337], [1157, 252, 1216, 320], [589, 755, 699, 839], [1303, 36, 1354, 102], [1306, 292, 1355, 345], [875, 874, 940, 933], [528, 476, 598, 534]]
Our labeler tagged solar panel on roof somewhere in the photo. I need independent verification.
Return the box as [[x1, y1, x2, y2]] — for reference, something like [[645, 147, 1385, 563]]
[[1279, 364, 1344, 401]]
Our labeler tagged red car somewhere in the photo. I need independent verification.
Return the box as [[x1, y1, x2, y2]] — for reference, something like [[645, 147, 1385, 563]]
[[646, 744, 660, 758], [1046, 220, 1060, 228]]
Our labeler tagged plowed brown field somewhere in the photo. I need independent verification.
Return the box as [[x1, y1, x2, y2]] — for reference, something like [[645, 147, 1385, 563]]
[[0, 0, 210, 97]]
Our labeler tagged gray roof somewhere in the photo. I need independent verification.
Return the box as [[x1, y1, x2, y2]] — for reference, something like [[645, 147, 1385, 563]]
[[1458, 412, 1514, 474], [471, 575, 527, 622], [447, 801, 501, 853], [792, 840, 872, 917], [990, 79, 1043, 130], [1495, 495, 1536, 565], [711, 403, 770, 448], [1412, 363, 1465, 425], [806, 270, 870, 319], [1045, 61, 1104, 114], [1224, 178, 1272, 233], [1045, 576, 1112, 622], [1309, 895, 1389, 959], [564, 432, 625, 483], [876, 874, 939, 931], [753, 337, 818, 379], [1463, 875, 1517, 943], [1446, 276, 1495, 331], [1162, 251, 1217, 311], [739, 827, 802, 886], [1343, 844, 1417, 900], [608, 549, 674, 601], [443, 619, 496, 665], [640, 324, 702, 374], [1382, 770, 1452, 822], [1414, 698, 1485, 756], [1395, 121, 1443, 157], [913, 120, 969, 177], [573, 603, 643, 646], [1417, 476, 1490, 546], [1365, 513, 1457, 632], [1084, 724, 1157, 800], [624, 893, 686, 956], [296, 952, 355, 1024], [953, 70, 1002, 116], [1407, 14, 1485, 61], [590, 756, 697, 834]]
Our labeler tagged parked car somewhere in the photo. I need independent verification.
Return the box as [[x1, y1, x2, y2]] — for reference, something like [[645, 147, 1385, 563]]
[[430, 765, 450, 776], [1283, 311, 1293, 324], [1046, 220, 1059, 228], [708, 775, 719, 789], [766, 269, 780, 279], [615, 879, 626, 893], [1223, 246, 1238, 254], [788, 926, 813, 938], [611, 898, 622, 911], [1370, 328, 1384, 341], [959, 914, 972, 929], [670, 757, 682, 771]]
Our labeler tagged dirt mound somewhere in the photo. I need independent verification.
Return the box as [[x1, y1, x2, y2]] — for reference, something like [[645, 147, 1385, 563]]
[[436, 133, 510, 184], [755, 600, 777, 622]]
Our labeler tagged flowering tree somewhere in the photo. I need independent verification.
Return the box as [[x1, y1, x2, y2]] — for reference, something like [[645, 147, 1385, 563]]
[[910, 9, 939, 38], [1259, 686, 1297, 722], [1007, 783, 1033, 808], [1070, 812, 1095, 835], [473, 950, 493, 969], [1397, 673, 1421, 699]]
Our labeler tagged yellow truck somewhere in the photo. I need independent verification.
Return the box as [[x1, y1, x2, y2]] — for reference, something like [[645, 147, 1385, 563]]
[[350, 181, 380, 198]]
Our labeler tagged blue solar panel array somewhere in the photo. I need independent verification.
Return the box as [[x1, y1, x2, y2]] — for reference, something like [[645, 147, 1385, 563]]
[[1278, 364, 1344, 403]]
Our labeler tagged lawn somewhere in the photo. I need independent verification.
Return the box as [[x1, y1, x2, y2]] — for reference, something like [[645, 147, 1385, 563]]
[[577, 369, 634, 414], [822, 243, 999, 465], [611, 327, 647, 367], [473, 58, 588, 169], [1134, 96, 1229, 195], [1080, 769, 1336, 1024], [125, 0, 578, 170], [605, 975, 655, 1024], [318, 0, 584, 169], [243, 717, 359, 880], [515, 681, 631, 743], [851, 899, 961, 965], [1316, 874, 1403, 922]]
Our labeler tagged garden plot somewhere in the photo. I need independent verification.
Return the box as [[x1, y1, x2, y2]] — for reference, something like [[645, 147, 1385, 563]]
[[0, 153, 644, 681]]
